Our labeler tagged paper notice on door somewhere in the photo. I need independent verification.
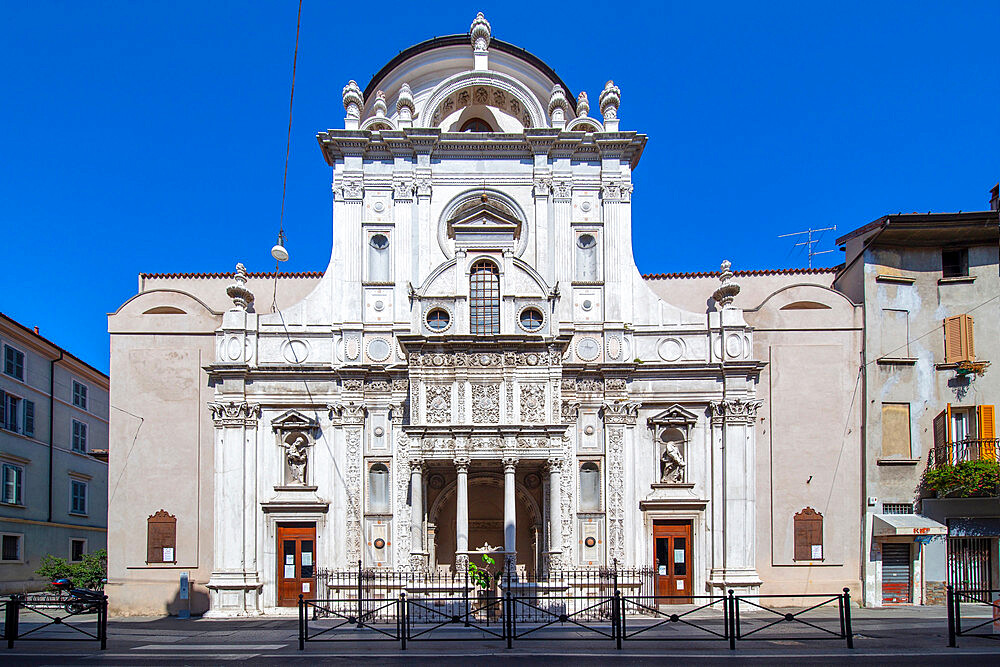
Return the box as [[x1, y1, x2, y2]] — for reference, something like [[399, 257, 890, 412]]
[[676, 580, 684, 590], [162, 547, 174, 562], [302, 582, 310, 593], [284, 565, 295, 578], [302, 552, 313, 567], [285, 554, 295, 565], [811, 544, 823, 559], [674, 549, 685, 562], [658, 565, 667, 575]]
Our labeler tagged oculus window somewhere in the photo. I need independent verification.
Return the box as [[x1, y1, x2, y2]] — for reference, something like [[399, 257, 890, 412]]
[[519, 307, 543, 332], [426, 308, 451, 332]]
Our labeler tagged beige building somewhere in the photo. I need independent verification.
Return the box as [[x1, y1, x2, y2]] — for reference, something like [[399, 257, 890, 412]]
[[0, 313, 109, 593]]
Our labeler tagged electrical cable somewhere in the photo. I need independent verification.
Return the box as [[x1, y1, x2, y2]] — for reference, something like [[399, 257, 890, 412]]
[[272, 0, 303, 313]]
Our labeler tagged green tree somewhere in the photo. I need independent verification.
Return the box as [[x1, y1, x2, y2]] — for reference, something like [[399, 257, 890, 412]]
[[35, 549, 107, 589], [467, 552, 498, 590]]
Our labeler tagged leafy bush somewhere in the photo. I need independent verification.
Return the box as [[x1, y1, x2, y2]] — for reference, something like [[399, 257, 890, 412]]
[[467, 552, 498, 590], [925, 460, 1000, 497], [35, 549, 107, 589]]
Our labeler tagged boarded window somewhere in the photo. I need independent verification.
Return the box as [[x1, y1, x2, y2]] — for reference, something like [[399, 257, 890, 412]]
[[880, 309, 909, 358], [147, 510, 177, 563], [944, 315, 975, 363], [881, 403, 912, 458], [579, 462, 601, 511], [793, 508, 823, 561]]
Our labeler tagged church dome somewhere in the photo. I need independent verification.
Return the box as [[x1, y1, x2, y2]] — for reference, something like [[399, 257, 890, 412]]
[[357, 13, 577, 131]]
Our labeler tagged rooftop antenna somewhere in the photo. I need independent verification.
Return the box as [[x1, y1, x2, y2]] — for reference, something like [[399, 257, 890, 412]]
[[270, 0, 303, 311], [778, 225, 837, 268]]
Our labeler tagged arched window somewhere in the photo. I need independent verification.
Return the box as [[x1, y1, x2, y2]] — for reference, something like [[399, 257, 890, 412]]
[[369, 463, 390, 513], [368, 233, 390, 282], [470, 259, 500, 335], [579, 462, 601, 511], [460, 117, 493, 132], [576, 233, 598, 281]]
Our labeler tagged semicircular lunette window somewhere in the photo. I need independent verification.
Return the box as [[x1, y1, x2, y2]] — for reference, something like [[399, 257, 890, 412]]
[[426, 308, 451, 332], [460, 117, 493, 132], [519, 307, 544, 332]]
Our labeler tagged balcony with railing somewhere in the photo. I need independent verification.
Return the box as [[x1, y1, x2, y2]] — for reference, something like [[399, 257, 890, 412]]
[[929, 439, 999, 468]]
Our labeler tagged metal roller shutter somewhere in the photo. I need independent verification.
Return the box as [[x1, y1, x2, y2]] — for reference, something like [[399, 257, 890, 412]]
[[882, 543, 912, 604]]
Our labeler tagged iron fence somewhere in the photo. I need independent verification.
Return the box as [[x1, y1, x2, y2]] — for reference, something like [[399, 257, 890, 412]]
[[3, 593, 108, 649], [930, 438, 999, 468], [947, 585, 1000, 647], [730, 589, 853, 649]]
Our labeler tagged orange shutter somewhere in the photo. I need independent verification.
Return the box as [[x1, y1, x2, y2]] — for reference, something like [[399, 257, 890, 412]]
[[964, 315, 975, 361], [978, 405, 995, 440], [944, 316, 964, 363]]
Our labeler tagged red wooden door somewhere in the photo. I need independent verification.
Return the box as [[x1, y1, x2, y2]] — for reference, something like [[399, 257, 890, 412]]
[[653, 521, 692, 603], [277, 523, 316, 606]]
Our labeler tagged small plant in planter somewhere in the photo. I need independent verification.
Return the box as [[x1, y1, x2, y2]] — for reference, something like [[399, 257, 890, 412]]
[[925, 460, 1000, 497], [467, 552, 501, 620]]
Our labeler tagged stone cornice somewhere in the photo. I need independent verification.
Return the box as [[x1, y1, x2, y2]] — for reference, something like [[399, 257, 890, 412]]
[[316, 128, 646, 168]]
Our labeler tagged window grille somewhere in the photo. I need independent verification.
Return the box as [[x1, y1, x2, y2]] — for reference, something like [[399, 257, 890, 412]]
[[470, 259, 500, 335], [882, 503, 914, 515]]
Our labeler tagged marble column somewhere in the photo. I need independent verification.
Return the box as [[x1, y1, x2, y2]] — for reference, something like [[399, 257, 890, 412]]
[[503, 456, 518, 572], [205, 401, 262, 617], [454, 457, 470, 570], [409, 457, 425, 570], [546, 457, 563, 571]]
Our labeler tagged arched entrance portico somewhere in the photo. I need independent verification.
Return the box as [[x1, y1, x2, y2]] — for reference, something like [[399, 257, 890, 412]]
[[428, 471, 542, 575]]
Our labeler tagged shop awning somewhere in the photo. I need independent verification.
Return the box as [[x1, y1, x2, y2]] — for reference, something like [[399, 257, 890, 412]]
[[873, 514, 947, 537]]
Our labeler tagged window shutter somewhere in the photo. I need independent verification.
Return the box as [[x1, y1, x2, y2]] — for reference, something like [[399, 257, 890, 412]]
[[0, 390, 5, 425], [978, 405, 995, 440], [944, 316, 964, 363], [964, 315, 975, 361], [932, 409, 948, 450], [23, 401, 34, 437]]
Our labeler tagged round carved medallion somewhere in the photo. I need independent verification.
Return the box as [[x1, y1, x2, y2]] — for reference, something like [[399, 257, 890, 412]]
[[373, 538, 386, 549], [367, 338, 391, 362], [576, 337, 601, 361], [584, 536, 597, 548]]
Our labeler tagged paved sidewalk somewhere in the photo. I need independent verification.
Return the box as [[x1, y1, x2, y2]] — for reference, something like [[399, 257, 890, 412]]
[[2, 604, 998, 664]]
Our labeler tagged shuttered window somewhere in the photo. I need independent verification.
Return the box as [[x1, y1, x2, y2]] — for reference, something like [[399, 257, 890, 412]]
[[793, 507, 824, 561], [147, 510, 177, 563], [880, 403, 911, 458], [944, 315, 975, 363]]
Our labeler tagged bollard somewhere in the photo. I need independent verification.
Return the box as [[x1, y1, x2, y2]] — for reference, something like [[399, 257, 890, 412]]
[[99, 595, 108, 650], [505, 590, 512, 649], [613, 590, 622, 650], [6, 595, 21, 649], [946, 585, 957, 648], [298, 594, 305, 650], [842, 588, 853, 649]]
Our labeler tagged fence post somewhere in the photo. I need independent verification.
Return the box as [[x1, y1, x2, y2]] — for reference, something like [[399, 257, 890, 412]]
[[464, 567, 470, 627], [99, 595, 108, 650], [842, 588, 853, 649], [356, 560, 363, 628], [728, 590, 736, 651], [613, 590, 622, 650], [505, 589, 512, 649], [6, 595, 21, 649], [946, 585, 956, 648], [400, 593, 407, 651]]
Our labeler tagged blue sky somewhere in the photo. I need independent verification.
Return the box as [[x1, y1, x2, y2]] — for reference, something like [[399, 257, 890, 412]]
[[2, 1, 997, 373]]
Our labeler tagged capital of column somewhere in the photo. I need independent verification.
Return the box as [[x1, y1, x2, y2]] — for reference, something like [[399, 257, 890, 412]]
[[545, 456, 563, 472], [408, 456, 425, 471], [453, 456, 471, 473], [709, 398, 762, 425], [209, 401, 261, 428], [502, 456, 519, 473]]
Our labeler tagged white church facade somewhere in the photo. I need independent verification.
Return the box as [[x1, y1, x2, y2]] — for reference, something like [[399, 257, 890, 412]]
[[108, 14, 863, 616]]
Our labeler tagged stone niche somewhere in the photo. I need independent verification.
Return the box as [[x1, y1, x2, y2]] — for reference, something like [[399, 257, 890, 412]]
[[271, 409, 321, 489], [647, 405, 699, 486]]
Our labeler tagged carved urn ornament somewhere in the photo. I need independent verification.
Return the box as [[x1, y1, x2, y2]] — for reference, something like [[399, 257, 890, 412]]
[[226, 263, 254, 311], [548, 85, 570, 127], [576, 91, 590, 117], [342, 80, 363, 119], [712, 260, 741, 308], [598, 80, 621, 121], [470, 12, 491, 52], [373, 90, 388, 118], [396, 83, 415, 126]]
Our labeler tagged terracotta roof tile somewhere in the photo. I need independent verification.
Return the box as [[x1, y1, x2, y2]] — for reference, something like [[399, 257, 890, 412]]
[[140, 271, 323, 279], [642, 267, 840, 280]]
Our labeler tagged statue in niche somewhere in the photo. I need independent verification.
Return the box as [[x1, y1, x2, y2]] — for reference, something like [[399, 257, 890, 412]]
[[285, 433, 309, 485], [660, 439, 686, 483]]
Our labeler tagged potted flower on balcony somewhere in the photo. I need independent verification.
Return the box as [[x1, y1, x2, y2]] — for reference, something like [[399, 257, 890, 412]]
[[925, 459, 1000, 497]]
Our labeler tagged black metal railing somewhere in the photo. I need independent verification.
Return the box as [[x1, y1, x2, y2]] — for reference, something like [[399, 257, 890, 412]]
[[930, 439, 999, 468], [3, 593, 108, 649], [947, 585, 1000, 647], [298, 586, 855, 651]]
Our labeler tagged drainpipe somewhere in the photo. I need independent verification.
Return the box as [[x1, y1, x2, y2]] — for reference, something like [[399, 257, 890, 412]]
[[48, 351, 63, 523]]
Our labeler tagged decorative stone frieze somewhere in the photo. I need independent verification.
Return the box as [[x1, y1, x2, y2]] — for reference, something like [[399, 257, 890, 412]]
[[426, 385, 451, 423], [471, 383, 500, 423], [607, 428, 625, 562], [519, 384, 546, 423], [209, 401, 261, 428], [709, 398, 762, 424], [560, 400, 580, 423]]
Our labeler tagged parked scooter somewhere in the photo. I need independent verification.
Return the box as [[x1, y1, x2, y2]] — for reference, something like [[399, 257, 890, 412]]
[[50, 578, 107, 614]]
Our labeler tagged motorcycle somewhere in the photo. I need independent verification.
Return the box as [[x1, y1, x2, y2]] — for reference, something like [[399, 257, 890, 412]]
[[50, 578, 107, 615]]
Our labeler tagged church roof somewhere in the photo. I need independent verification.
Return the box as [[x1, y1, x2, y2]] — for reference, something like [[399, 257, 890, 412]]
[[642, 267, 839, 280], [139, 271, 323, 279], [363, 34, 577, 113]]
